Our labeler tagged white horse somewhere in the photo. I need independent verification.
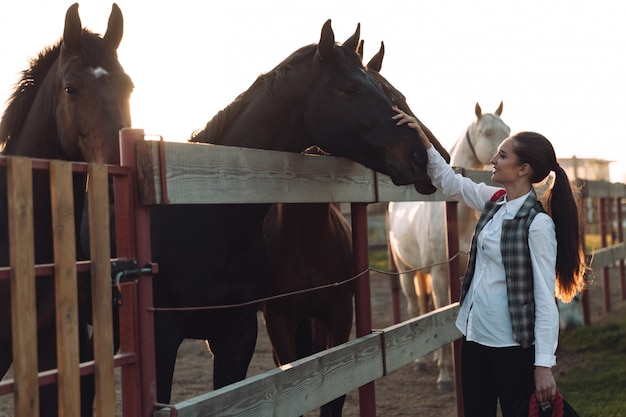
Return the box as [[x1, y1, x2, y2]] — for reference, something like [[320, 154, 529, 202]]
[[387, 102, 510, 391]]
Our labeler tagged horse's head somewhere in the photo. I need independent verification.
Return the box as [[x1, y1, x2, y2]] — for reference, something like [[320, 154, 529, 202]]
[[191, 21, 438, 193], [463, 102, 510, 167], [55, 3, 133, 164], [302, 21, 437, 194], [364, 41, 451, 166]]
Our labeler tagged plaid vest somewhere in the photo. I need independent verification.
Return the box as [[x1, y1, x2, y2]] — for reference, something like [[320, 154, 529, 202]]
[[460, 189, 545, 348]]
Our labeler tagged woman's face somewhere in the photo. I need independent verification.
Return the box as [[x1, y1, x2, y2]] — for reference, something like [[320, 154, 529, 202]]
[[490, 137, 526, 184]]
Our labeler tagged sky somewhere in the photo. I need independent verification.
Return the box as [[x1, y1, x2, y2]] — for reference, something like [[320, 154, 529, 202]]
[[1, 1, 626, 180]]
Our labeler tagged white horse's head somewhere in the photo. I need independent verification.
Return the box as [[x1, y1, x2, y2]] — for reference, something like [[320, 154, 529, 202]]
[[453, 101, 511, 168]]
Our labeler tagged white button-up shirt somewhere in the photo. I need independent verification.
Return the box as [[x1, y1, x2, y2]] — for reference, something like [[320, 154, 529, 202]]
[[426, 147, 559, 367]]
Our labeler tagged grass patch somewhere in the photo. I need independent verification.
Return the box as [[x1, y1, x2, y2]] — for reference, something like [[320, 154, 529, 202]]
[[557, 314, 626, 416], [368, 248, 389, 271]]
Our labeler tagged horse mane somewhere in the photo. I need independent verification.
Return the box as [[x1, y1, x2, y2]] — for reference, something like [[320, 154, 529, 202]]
[[0, 41, 61, 147], [190, 43, 357, 144], [0, 29, 114, 147]]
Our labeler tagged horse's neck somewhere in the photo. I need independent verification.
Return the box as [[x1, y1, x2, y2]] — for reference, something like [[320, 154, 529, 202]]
[[200, 65, 317, 153], [3, 70, 60, 159], [450, 129, 483, 170]]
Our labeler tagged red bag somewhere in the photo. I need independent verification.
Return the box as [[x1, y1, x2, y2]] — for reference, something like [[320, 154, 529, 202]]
[[526, 391, 581, 417]]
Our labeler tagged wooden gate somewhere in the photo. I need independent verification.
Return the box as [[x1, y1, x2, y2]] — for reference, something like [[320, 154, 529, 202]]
[[0, 155, 157, 417]]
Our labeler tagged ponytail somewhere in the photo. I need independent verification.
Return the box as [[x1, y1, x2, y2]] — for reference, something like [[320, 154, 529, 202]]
[[542, 165, 589, 301]]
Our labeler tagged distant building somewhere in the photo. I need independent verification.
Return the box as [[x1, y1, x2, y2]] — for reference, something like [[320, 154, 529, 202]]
[[558, 156, 623, 238], [558, 156, 612, 181]]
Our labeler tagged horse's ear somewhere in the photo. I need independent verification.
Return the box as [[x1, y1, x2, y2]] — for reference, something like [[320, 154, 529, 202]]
[[356, 40, 364, 62], [366, 41, 385, 72], [495, 101, 504, 116], [342, 23, 360, 53], [63, 3, 82, 52], [475, 102, 482, 119], [104, 3, 124, 50], [318, 19, 336, 61]]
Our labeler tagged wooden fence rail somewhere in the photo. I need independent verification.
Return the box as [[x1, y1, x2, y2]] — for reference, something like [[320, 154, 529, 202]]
[[152, 305, 461, 417]]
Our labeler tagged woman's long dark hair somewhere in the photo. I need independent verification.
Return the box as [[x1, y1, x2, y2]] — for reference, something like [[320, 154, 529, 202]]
[[512, 131, 589, 302]]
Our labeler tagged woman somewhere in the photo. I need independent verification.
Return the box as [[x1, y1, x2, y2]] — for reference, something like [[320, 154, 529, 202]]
[[392, 106, 587, 417]]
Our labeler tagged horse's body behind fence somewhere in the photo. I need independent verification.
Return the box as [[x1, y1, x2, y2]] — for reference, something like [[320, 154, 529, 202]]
[[259, 33, 450, 417], [0, 4, 133, 416], [387, 102, 510, 391], [149, 20, 442, 415]]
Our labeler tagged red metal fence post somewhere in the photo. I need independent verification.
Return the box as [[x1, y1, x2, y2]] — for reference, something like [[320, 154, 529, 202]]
[[351, 202, 376, 417], [118, 128, 157, 417], [445, 201, 464, 417], [599, 197, 611, 312], [617, 197, 626, 301]]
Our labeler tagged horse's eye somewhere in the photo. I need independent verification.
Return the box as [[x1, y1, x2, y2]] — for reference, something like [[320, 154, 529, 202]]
[[343, 86, 357, 95], [65, 85, 79, 97]]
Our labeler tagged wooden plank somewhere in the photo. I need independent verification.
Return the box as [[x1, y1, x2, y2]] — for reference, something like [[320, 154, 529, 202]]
[[137, 141, 376, 205], [382, 303, 462, 374], [153, 306, 464, 417], [50, 160, 81, 417], [610, 182, 626, 198], [583, 179, 612, 198], [87, 163, 116, 417], [7, 157, 39, 417], [136, 141, 505, 205], [590, 242, 626, 269], [154, 333, 383, 417]]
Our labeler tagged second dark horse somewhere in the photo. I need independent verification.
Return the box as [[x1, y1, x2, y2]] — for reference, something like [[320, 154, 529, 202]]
[[150, 20, 441, 412]]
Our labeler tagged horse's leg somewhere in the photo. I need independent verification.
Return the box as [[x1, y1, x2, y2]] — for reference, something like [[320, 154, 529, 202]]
[[415, 271, 431, 315], [37, 321, 60, 417], [33, 278, 63, 417], [398, 270, 420, 318], [153, 314, 184, 404], [430, 265, 454, 392], [0, 291, 13, 378], [263, 302, 299, 365], [402, 271, 431, 371], [0, 342, 11, 378], [415, 272, 434, 370], [294, 318, 316, 359], [78, 322, 96, 417], [209, 308, 258, 390], [318, 294, 353, 417]]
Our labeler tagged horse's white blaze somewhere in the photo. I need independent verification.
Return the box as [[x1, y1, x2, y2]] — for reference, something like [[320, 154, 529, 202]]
[[388, 102, 510, 391], [90, 66, 109, 78]]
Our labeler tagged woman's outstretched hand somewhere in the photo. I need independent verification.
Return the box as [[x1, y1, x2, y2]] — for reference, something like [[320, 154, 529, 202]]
[[392, 106, 432, 149]]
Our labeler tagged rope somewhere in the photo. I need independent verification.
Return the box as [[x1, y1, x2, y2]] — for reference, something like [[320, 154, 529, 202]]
[[465, 128, 480, 163], [148, 251, 466, 312]]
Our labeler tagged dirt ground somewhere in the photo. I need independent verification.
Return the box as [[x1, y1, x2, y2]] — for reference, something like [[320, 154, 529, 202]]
[[0, 267, 623, 417], [166, 267, 626, 417]]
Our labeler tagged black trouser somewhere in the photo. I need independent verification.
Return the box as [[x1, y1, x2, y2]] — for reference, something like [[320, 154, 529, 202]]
[[461, 338, 535, 417]]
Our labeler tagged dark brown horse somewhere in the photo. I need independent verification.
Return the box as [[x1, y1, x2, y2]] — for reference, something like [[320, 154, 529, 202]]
[[0, 4, 133, 416], [149, 20, 441, 410], [260, 34, 450, 417]]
